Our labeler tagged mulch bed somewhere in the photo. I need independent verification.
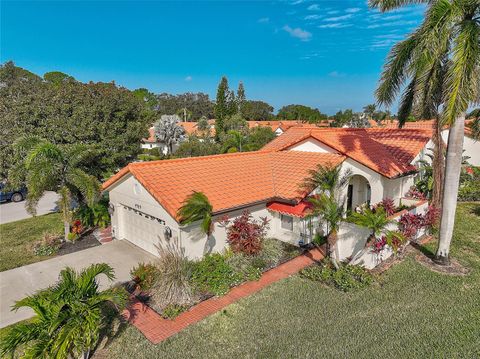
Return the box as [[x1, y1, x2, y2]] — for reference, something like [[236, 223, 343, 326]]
[[56, 231, 100, 256], [414, 253, 470, 276]]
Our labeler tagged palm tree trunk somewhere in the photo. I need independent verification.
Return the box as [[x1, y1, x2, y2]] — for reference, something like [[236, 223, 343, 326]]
[[348, 233, 375, 265], [435, 114, 465, 265], [327, 230, 339, 270], [431, 116, 446, 209]]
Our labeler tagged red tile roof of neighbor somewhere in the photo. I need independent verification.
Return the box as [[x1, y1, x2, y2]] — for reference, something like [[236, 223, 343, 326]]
[[373, 119, 476, 138], [262, 127, 431, 178], [102, 151, 345, 220]]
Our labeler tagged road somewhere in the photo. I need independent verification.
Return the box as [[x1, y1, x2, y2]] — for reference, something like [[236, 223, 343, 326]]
[[0, 191, 59, 225], [0, 240, 156, 328]]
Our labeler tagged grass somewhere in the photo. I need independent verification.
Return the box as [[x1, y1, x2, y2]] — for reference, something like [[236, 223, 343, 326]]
[[0, 213, 63, 272], [101, 203, 480, 358]]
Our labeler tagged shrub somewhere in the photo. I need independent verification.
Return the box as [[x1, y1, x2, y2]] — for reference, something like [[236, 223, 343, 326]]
[[225, 252, 262, 281], [191, 253, 241, 296], [374, 198, 396, 216], [222, 210, 270, 255], [67, 232, 78, 242], [405, 186, 426, 200], [300, 261, 373, 292], [423, 205, 440, 228], [398, 212, 424, 239], [33, 232, 61, 256], [372, 231, 406, 254], [256, 238, 284, 268], [71, 220, 83, 234], [312, 233, 327, 247], [150, 241, 194, 308], [458, 181, 480, 201], [130, 263, 159, 291], [162, 304, 187, 319], [75, 197, 110, 228]]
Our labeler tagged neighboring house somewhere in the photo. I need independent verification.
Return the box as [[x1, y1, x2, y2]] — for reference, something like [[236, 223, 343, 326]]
[[375, 119, 480, 166], [141, 115, 186, 155], [104, 126, 433, 268]]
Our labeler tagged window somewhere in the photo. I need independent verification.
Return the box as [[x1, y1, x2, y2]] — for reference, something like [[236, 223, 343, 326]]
[[281, 214, 293, 231]]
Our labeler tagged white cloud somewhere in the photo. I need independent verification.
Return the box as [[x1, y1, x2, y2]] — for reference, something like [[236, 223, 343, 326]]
[[345, 7, 361, 13], [318, 23, 352, 29], [283, 25, 312, 41], [324, 14, 353, 22], [184, 76, 192, 81], [307, 4, 320, 11], [367, 20, 416, 29], [258, 17, 270, 23], [327, 10, 339, 15], [291, 0, 304, 5], [304, 14, 322, 20], [329, 71, 346, 77]]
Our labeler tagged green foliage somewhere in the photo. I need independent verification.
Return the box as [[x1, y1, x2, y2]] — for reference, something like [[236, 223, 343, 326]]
[[133, 88, 158, 110], [162, 304, 187, 320], [349, 207, 393, 237], [32, 232, 62, 256], [330, 109, 356, 127], [75, 196, 110, 228], [215, 76, 237, 136], [177, 191, 213, 237], [303, 163, 352, 198], [241, 100, 274, 120], [225, 252, 262, 282], [244, 127, 276, 151], [0, 62, 151, 179], [256, 238, 285, 268], [130, 263, 159, 291], [312, 233, 327, 246], [458, 180, 480, 201], [67, 232, 78, 242], [0, 263, 127, 358], [157, 92, 214, 119], [43, 71, 75, 85], [300, 261, 373, 292], [277, 104, 327, 123], [175, 136, 221, 158], [191, 253, 241, 296]]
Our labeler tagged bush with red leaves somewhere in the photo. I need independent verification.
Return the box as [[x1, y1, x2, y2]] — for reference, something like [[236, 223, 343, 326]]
[[405, 186, 426, 200], [222, 210, 270, 255], [373, 198, 396, 216], [399, 212, 424, 239], [422, 205, 440, 227]]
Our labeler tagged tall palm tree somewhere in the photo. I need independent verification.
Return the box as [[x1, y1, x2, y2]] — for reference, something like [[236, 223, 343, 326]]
[[348, 207, 394, 264], [177, 191, 214, 239], [0, 263, 127, 359], [9, 136, 101, 241], [370, 0, 480, 264], [303, 163, 352, 200], [308, 193, 344, 269]]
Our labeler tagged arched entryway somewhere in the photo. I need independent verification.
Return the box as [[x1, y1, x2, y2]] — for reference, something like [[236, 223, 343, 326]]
[[346, 174, 371, 211]]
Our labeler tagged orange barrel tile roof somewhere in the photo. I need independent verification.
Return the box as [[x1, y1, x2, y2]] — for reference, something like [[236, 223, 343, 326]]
[[102, 151, 345, 220], [261, 126, 431, 178]]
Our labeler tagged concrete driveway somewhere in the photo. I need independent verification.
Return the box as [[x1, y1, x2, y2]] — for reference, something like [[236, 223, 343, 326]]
[[0, 191, 60, 225], [0, 240, 156, 328]]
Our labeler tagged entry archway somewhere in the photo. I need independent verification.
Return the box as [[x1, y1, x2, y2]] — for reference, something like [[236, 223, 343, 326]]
[[346, 174, 371, 212]]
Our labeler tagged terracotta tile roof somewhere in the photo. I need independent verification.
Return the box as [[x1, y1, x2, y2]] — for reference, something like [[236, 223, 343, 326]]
[[103, 151, 345, 220], [267, 200, 313, 218], [375, 119, 476, 138], [142, 127, 156, 143], [261, 127, 428, 178]]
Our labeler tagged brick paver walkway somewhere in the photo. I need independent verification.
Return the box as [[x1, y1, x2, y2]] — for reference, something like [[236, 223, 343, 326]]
[[122, 246, 325, 344], [94, 226, 113, 244]]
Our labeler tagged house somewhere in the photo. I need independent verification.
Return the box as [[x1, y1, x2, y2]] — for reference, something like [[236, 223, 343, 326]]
[[104, 126, 433, 268], [374, 119, 480, 166]]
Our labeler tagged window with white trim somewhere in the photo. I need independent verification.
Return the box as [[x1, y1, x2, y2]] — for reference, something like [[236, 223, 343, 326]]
[[281, 214, 293, 231]]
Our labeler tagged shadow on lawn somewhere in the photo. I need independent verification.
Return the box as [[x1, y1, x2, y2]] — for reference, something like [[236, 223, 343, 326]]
[[470, 203, 480, 217]]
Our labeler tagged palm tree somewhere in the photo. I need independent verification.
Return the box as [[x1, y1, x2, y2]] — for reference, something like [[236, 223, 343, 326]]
[[308, 193, 344, 269], [348, 207, 394, 264], [0, 263, 127, 359], [9, 136, 101, 241], [303, 163, 352, 200], [370, 0, 480, 264], [177, 191, 214, 239]]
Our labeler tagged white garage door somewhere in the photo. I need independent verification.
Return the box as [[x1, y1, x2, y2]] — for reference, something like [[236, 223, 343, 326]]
[[120, 205, 165, 256]]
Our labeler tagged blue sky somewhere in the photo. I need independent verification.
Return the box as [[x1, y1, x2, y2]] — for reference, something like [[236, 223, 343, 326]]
[[1, 1, 425, 114]]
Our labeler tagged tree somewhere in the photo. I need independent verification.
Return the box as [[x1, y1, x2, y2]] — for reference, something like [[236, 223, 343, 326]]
[[9, 137, 101, 241], [348, 207, 394, 264], [370, 0, 480, 264], [330, 109, 355, 127], [175, 136, 221, 158], [303, 163, 352, 200], [222, 113, 248, 134], [154, 115, 186, 155], [133, 87, 158, 110], [156, 92, 214, 119], [277, 104, 327, 123], [237, 81, 246, 114], [43, 71, 75, 85], [241, 100, 275, 120], [244, 126, 276, 151], [214, 76, 231, 137], [308, 194, 344, 269], [0, 263, 127, 359], [363, 104, 376, 119], [177, 191, 214, 240], [0, 62, 151, 179]]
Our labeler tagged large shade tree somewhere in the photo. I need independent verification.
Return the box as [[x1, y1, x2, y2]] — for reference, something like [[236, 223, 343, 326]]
[[0, 263, 127, 359], [370, 0, 480, 264], [9, 136, 101, 241]]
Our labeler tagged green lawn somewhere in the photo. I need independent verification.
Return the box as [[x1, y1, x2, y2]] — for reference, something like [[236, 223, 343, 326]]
[[0, 213, 63, 272], [102, 203, 480, 358]]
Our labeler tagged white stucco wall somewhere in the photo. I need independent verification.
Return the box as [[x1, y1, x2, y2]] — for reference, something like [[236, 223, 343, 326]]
[[288, 138, 339, 153]]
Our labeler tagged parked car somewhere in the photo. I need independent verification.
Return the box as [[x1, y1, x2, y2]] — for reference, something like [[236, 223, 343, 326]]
[[0, 182, 27, 202]]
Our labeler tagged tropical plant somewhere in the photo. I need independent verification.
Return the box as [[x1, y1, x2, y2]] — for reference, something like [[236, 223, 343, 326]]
[[9, 136, 101, 241], [177, 191, 214, 240], [154, 115, 185, 155], [150, 240, 194, 309], [303, 163, 352, 199], [348, 207, 394, 264], [75, 196, 111, 229], [191, 253, 241, 295], [130, 263, 159, 291], [0, 263, 127, 359], [308, 194, 344, 269], [370, 0, 480, 264], [221, 210, 270, 255]]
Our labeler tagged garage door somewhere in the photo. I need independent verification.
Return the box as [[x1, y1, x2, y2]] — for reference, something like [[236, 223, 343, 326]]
[[120, 205, 165, 256]]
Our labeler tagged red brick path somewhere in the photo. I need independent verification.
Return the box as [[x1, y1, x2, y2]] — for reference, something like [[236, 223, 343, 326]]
[[94, 226, 113, 244], [122, 246, 325, 344]]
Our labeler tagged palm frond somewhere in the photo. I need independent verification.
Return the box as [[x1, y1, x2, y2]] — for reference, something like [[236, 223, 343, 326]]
[[369, 0, 429, 12], [177, 191, 214, 236], [67, 168, 101, 206]]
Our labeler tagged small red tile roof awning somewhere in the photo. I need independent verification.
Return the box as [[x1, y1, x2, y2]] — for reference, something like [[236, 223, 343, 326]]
[[267, 200, 313, 218]]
